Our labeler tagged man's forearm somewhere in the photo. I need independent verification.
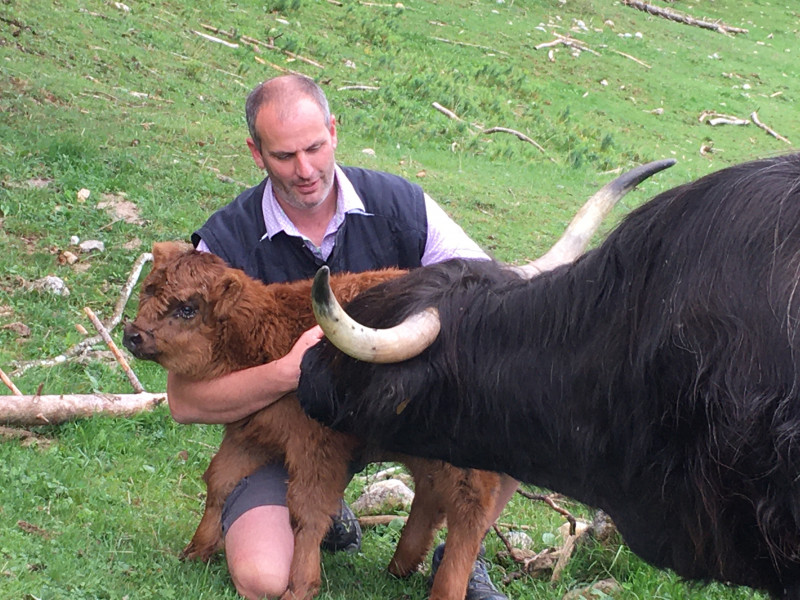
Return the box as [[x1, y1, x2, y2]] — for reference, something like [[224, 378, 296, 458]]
[[166, 362, 293, 425]]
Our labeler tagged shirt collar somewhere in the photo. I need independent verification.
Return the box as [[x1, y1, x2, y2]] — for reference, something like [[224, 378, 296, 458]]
[[260, 165, 367, 242]]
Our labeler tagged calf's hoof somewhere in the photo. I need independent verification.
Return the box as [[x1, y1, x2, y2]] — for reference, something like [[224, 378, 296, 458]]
[[180, 540, 218, 562], [279, 582, 319, 600]]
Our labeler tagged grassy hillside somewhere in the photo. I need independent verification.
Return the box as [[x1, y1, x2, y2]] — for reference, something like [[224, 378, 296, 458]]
[[1, 0, 798, 598]]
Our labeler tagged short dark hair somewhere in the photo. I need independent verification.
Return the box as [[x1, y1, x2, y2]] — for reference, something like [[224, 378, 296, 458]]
[[245, 75, 331, 151]]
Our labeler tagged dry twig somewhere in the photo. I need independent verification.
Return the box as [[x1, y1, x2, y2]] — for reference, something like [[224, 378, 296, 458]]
[[432, 103, 548, 156], [192, 30, 239, 48], [516, 488, 577, 534], [0, 367, 22, 395], [535, 33, 600, 57], [483, 127, 546, 154], [83, 307, 145, 393], [751, 111, 791, 144], [241, 35, 324, 69], [358, 514, 408, 527], [431, 36, 509, 56], [611, 49, 651, 69], [432, 102, 466, 123], [338, 85, 380, 91]]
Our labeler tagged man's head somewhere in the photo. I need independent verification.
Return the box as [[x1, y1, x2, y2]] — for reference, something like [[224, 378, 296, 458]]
[[245, 75, 338, 213]]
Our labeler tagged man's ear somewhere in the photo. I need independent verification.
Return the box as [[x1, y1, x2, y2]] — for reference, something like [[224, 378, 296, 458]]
[[247, 137, 267, 170], [211, 272, 245, 321], [152, 241, 193, 269]]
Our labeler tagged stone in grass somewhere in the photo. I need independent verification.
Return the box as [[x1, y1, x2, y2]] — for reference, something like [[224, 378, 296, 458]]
[[351, 478, 415, 515]]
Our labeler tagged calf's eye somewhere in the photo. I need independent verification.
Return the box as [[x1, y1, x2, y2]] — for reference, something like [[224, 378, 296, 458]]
[[176, 305, 197, 320]]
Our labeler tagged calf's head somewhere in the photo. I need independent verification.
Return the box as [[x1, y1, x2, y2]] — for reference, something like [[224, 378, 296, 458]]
[[123, 241, 256, 380]]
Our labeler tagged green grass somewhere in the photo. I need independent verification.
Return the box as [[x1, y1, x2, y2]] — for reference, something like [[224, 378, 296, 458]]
[[1, 0, 798, 598]]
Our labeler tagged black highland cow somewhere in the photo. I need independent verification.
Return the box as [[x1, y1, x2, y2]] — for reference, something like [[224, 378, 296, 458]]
[[299, 153, 800, 599]]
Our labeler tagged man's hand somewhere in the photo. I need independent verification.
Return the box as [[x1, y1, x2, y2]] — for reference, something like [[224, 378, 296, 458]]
[[273, 325, 325, 389]]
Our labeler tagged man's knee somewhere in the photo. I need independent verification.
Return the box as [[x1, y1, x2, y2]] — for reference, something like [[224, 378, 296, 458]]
[[230, 558, 290, 600]]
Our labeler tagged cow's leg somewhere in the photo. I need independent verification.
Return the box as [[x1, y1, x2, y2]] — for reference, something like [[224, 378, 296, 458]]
[[181, 437, 266, 561], [389, 459, 446, 577], [280, 430, 354, 600], [428, 468, 501, 600]]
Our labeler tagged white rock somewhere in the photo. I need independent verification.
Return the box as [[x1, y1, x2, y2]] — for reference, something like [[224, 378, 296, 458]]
[[33, 276, 70, 296], [79, 240, 105, 253], [351, 479, 415, 515]]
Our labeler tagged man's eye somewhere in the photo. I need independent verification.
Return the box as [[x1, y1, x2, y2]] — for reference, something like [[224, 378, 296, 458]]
[[176, 305, 197, 320]]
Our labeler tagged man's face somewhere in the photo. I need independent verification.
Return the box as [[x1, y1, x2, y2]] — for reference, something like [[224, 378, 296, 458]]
[[247, 97, 338, 212]]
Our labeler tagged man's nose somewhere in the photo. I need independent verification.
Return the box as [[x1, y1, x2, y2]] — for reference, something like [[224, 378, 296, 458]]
[[295, 152, 314, 178]]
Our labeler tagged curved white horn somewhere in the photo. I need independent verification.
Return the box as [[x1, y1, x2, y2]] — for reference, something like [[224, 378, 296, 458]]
[[311, 266, 441, 363], [515, 158, 676, 277]]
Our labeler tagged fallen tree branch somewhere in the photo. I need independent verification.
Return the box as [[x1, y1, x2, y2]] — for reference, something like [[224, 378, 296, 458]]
[[751, 111, 791, 144], [0, 392, 167, 426], [622, 0, 748, 35], [199, 23, 236, 38], [699, 110, 750, 126]]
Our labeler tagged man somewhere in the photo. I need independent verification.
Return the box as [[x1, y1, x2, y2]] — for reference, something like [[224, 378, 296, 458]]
[[168, 74, 517, 600]]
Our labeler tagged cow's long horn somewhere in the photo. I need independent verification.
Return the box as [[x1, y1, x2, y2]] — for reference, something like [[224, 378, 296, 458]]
[[312, 266, 440, 363], [514, 158, 676, 277], [313, 160, 676, 363]]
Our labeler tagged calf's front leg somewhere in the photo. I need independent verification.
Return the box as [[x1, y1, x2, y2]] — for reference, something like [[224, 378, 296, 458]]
[[181, 436, 267, 561]]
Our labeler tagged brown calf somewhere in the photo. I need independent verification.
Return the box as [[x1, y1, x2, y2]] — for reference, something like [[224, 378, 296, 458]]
[[123, 242, 501, 600]]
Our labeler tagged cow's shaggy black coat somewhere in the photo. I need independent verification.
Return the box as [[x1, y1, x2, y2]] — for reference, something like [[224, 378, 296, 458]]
[[299, 153, 800, 599]]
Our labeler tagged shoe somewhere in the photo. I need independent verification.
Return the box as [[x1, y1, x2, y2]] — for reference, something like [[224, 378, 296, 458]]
[[430, 543, 508, 600], [320, 499, 362, 553]]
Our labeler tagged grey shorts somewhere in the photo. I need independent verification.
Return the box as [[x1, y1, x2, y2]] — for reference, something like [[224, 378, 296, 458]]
[[221, 462, 289, 535], [219, 460, 363, 535]]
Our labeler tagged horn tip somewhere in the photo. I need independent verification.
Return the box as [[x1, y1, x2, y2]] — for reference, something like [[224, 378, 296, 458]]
[[312, 266, 334, 314]]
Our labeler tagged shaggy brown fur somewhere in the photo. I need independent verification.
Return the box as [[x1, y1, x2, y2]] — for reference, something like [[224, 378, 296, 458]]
[[123, 242, 500, 600]]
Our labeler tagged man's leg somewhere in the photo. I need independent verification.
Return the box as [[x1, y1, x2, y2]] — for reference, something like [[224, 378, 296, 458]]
[[220, 463, 362, 599], [226, 505, 294, 600], [222, 463, 294, 599]]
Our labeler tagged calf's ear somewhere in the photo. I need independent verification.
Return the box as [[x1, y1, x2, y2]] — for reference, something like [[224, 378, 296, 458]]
[[211, 273, 245, 321], [152, 241, 193, 268]]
